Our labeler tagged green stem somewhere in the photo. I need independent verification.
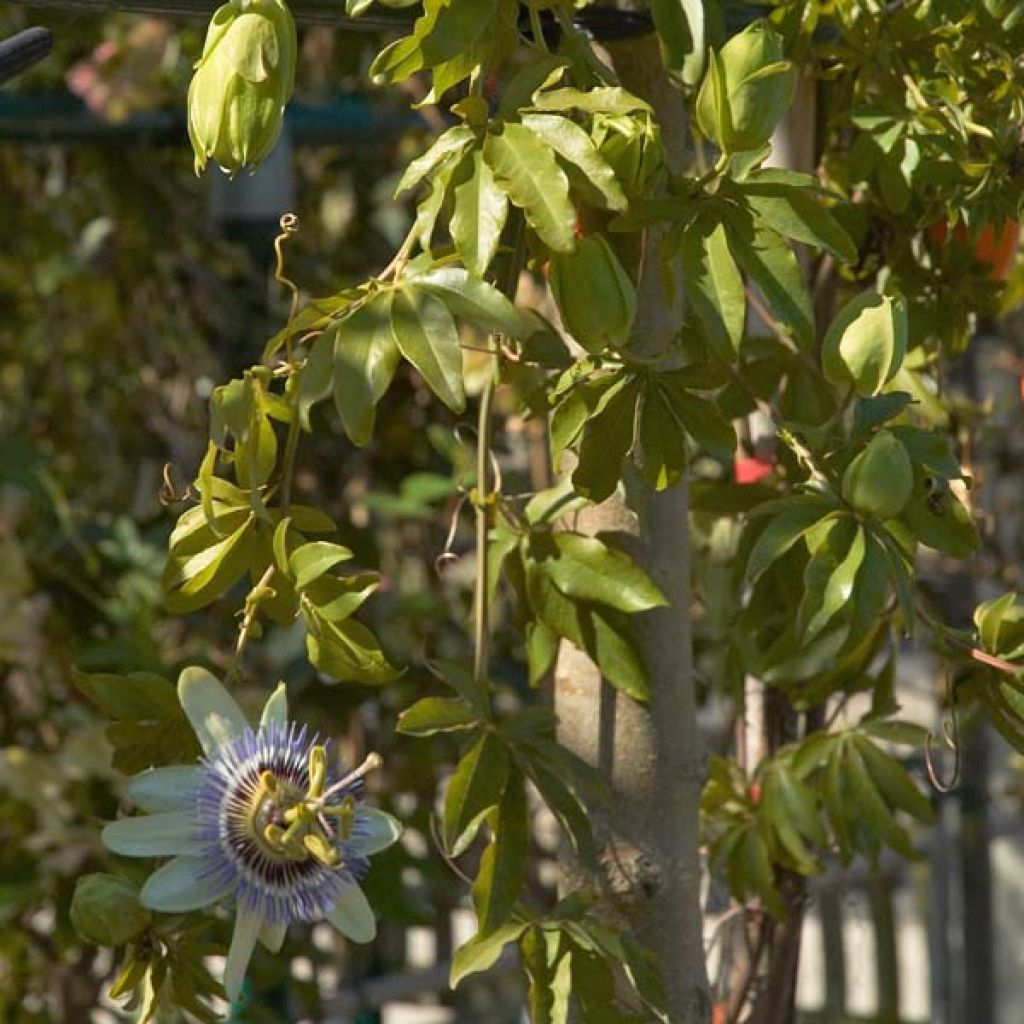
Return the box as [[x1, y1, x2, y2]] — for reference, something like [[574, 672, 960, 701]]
[[529, 5, 548, 52], [471, 215, 527, 684]]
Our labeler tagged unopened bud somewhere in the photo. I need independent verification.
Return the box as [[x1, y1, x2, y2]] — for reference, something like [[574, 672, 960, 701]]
[[187, 0, 296, 175]]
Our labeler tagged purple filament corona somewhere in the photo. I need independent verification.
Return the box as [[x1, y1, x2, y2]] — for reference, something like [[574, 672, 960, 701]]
[[193, 721, 370, 925]]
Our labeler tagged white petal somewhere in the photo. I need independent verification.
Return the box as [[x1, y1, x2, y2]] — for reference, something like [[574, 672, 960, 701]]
[[259, 682, 288, 729], [348, 808, 402, 857], [178, 666, 248, 755], [126, 766, 200, 812], [326, 883, 376, 944], [102, 812, 201, 857], [224, 908, 262, 1002], [259, 919, 287, 953], [140, 856, 232, 912]]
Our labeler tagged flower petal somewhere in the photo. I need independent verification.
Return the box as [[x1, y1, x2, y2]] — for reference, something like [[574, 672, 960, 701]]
[[140, 856, 232, 912], [102, 812, 201, 857], [348, 808, 402, 857], [326, 883, 376, 944], [259, 918, 287, 953], [224, 907, 263, 1003], [126, 766, 200, 812], [178, 666, 248, 755], [259, 682, 288, 730]]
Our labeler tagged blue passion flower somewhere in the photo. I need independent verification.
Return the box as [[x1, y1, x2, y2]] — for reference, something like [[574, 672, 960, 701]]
[[102, 667, 401, 1001]]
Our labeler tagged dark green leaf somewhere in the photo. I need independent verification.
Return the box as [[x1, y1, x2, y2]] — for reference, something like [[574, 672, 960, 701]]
[[543, 533, 666, 612], [391, 284, 466, 412], [681, 220, 746, 359], [397, 697, 481, 736], [473, 771, 529, 933], [443, 731, 510, 855]]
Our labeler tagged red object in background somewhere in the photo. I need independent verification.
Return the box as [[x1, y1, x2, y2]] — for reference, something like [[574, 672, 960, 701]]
[[748, 783, 762, 805], [928, 218, 1021, 282], [712, 1004, 728, 1024], [734, 456, 774, 485]]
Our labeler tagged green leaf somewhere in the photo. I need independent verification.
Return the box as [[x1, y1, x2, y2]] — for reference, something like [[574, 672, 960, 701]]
[[443, 731, 510, 855], [681, 220, 746, 359], [852, 734, 934, 824], [163, 511, 255, 613], [531, 86, 651, 116], [304, 612, 400, 684], [739, 177, 857, 262], [526, 619, 559, 687], [451, 148, 509, 277], [473, 771, 529, 933], [822, 291, 907, 397], [522, 756, 596, 865], [412, 266, 540, 338], [391, 284, 465, 412], [525, 561, 649, 701], [397, 697, 481, 735], [297, 333, 335, 430], [844, 742, 918, 860], [524, 480, 588, 526], [414, 156, 456, 253], [650, 0, 705, 85], [289, 541, 354, 590], [483, 122, 577, 253], [727, 217, 813, 349], [572, 380, 639, 503], [902, 480, 979, 559], [301, 572, 380, 621], [655, 375, 736, 461], [395, 124, 476, 195], [332, 291, 401, 446], [799, 521, 865, 640], [520, 113, 627, 212], [76, 671, 201, 774], [497, 53, 570, 119], [450, 921, 529, 988], [639, 383, 688, 489], [542, 533, 666, 613], [770, 765, 827, 846], [746, 500, 835, 583]]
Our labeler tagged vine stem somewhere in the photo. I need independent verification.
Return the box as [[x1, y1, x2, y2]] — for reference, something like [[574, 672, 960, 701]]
[[471, 215, 527, 684]]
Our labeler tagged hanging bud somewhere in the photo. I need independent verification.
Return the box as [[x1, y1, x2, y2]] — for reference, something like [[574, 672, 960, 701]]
[[187, 0, 297, 175], [548, 234, 637, 353], [842, 430, 913, 520], [695, 20, 794, 154]]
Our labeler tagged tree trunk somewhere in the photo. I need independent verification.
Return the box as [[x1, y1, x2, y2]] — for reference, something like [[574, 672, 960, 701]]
[[554, 34, 711, 1024]]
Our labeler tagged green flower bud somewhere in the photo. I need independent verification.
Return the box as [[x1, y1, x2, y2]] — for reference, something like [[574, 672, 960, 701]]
[[188, 0, 297, 175], [549, 234, 636, 353], [71, 874, 151, 947], [842, 430, 913, 520], [695, 20, 795, 154], [593, 112, 663, 195]]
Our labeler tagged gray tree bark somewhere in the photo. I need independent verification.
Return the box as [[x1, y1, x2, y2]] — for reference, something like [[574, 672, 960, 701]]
[[553, 34, 711, 1024]]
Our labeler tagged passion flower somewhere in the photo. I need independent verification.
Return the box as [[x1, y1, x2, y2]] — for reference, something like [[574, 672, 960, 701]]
[[102, 668, 400, 1001], [187, 0, 297, 175]]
